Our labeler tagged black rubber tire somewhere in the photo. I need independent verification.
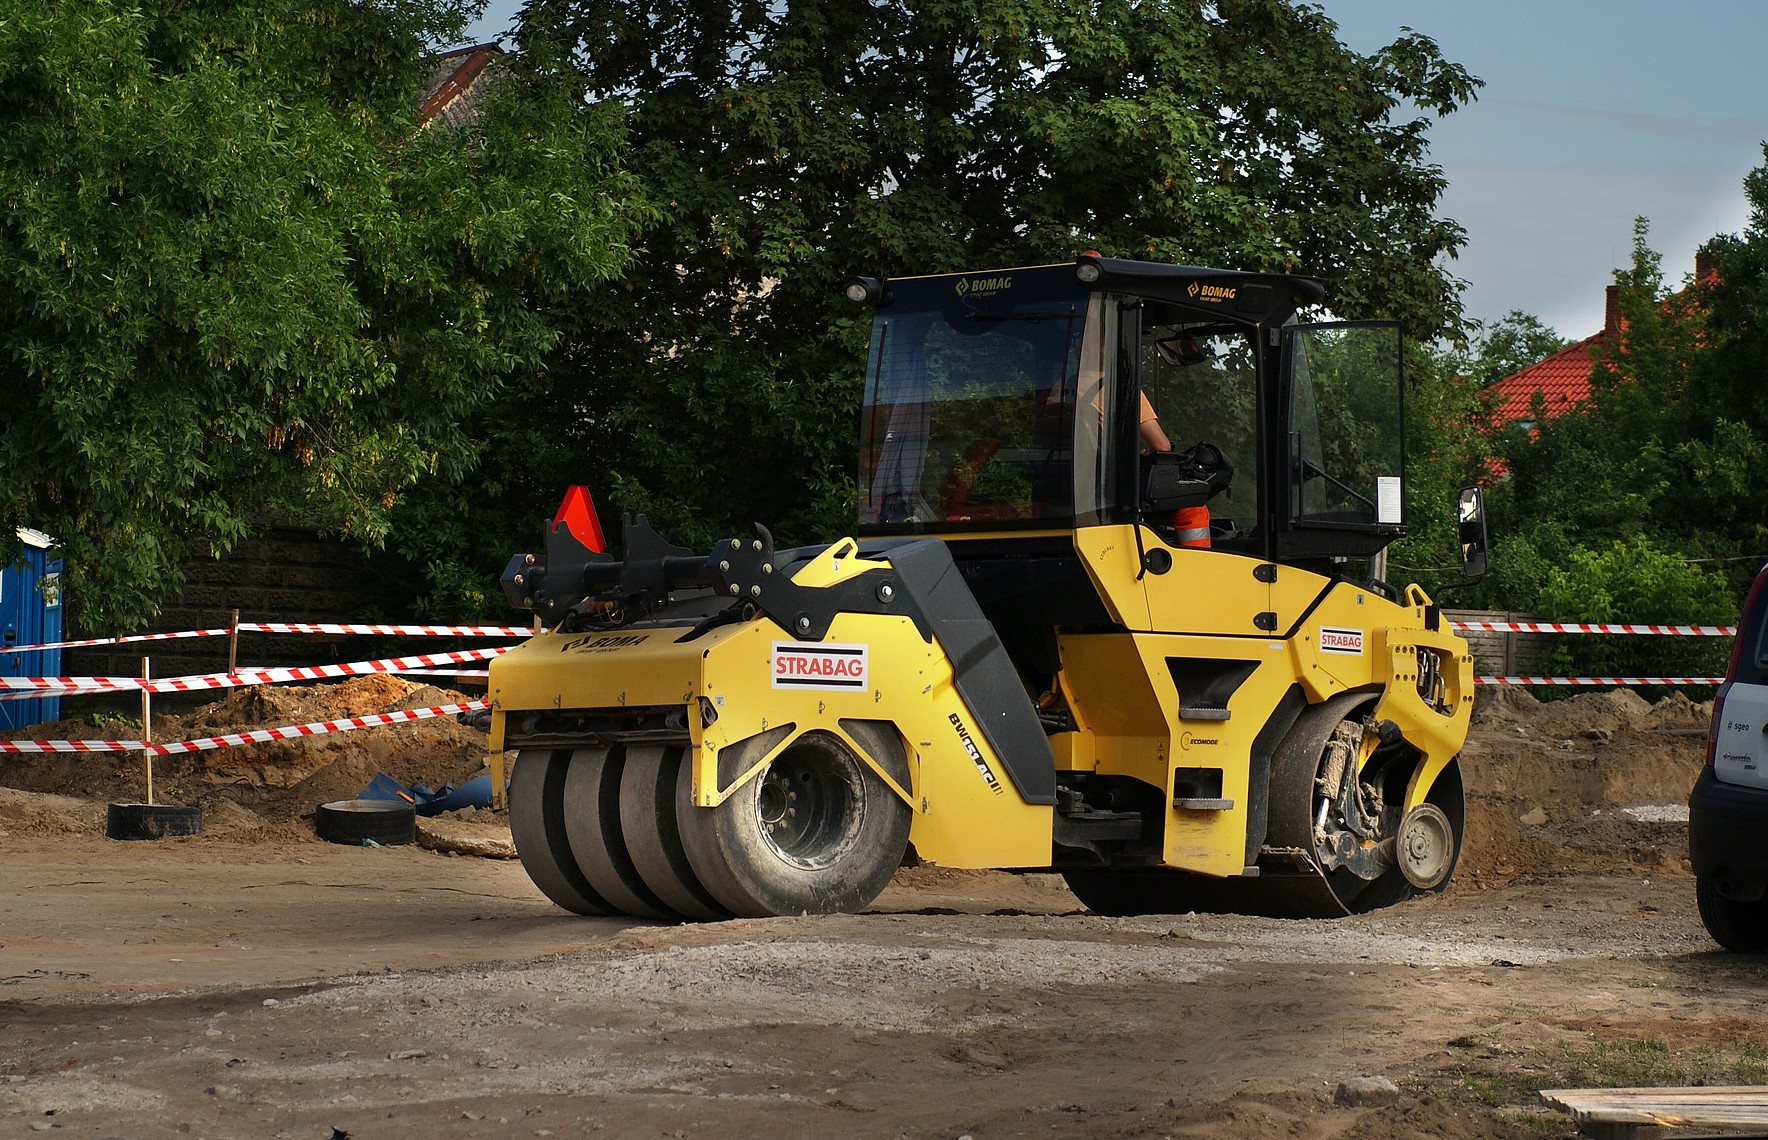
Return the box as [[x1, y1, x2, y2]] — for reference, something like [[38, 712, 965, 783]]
[[106, 802, 203, 841], [1696, 875, 1768, 951], [561, 745, 674, 921], [313, 799, 415, 846], [509, 748, 616, 916], [678, 726, 912, 917], [619, 745, 729, 922], [1062, 868, 1218, 917]]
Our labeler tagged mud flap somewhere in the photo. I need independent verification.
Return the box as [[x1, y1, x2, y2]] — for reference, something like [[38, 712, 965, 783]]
[[883, 541, 1056, 806]]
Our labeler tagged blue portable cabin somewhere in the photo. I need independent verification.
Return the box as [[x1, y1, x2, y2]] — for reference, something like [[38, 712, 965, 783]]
[[0, 528, 63, 732]]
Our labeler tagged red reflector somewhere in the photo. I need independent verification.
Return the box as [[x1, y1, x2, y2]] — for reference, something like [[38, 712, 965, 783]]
[[552, 485, 607, 553]]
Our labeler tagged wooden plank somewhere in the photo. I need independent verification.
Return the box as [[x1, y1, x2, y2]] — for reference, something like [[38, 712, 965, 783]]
[[1542, 1086, 1768, 1132]]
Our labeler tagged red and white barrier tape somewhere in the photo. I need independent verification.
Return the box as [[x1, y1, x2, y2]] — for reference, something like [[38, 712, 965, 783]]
[[0, 700, 489, 755], [0, 647, 509, 700], [5, 628, 232, 653], [5, 621, 532, 655], [236, 622, 531, 638], [1451, 620, 1736, 637], [1477, 675, 1724, 687]]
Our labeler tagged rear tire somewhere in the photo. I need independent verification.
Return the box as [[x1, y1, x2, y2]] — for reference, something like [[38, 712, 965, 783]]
[[562, 746, 674, 921], [677, 727, 912, 917], [509, 748, 615, 916], [1697, 875, 1768, 951]]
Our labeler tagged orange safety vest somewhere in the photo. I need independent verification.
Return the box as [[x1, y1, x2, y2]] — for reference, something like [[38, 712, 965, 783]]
[[1172, 505, 1211, 548]]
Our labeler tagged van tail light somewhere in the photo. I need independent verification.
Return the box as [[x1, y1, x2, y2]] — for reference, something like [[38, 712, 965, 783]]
[[1707, 684, 1727, 768]]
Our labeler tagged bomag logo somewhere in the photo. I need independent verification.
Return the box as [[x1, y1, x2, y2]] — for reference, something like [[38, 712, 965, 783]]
[[1186, 280, 1237, 303], [561, 633, 647, 654], [948, 713, 1005, 795], [954, 275, 1012, 298]]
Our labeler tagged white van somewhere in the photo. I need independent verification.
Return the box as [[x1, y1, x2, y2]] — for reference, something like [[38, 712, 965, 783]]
[[1690, 564, 1768, 950]]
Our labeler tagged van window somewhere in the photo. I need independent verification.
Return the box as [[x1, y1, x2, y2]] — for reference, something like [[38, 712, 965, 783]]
[[1741, 574, 1768, 686]]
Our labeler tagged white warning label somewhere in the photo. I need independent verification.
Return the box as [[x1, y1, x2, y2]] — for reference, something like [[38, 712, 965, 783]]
[[770, 642, 869, 690], [1319, 627, 1365, 655]]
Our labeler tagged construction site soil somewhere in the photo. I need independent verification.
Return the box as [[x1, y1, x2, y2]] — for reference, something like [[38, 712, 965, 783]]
[[1, 679, 1763, 1140]]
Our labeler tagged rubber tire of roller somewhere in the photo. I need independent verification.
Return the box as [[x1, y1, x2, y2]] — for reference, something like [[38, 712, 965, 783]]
[[508, 748, 616, 916], [618, 745, 730, 922], [676, 727, 911, 918], [561, 745, 674, 921]]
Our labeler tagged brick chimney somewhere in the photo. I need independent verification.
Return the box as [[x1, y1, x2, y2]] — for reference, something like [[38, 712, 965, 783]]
[[1604, 284, 1621, 335], [1695, 249, 1720, 283]]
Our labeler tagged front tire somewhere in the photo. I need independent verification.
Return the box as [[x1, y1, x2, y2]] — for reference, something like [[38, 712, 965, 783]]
[[509, 748, 615, 916]]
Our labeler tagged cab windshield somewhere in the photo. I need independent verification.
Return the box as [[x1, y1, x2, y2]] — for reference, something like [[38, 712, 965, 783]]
[[859, 274, 1096, 526]]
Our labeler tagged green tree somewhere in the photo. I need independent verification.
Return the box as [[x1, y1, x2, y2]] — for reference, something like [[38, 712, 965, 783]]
[[1470, 179, 1768, 660], [1536, 537, 1733, 682], [1466, 310, 1570, 387], [0, 0, 641, 631], [434, 0, 1480, 589]]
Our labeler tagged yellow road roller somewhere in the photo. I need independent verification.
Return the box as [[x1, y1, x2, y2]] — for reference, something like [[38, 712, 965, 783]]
[[487, 255, 1488, 921]]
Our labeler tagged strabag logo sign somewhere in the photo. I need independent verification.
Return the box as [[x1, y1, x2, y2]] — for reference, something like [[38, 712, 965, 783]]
[[771, 642, 869, 690], [1318, 626, 1365, 655]]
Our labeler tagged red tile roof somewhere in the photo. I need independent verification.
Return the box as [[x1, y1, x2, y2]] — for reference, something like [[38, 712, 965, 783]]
[[1487, 329, 1608, 424]]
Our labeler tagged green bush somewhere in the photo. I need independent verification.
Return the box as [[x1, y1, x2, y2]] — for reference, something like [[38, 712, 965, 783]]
[[1537, 536, 1735, 682]]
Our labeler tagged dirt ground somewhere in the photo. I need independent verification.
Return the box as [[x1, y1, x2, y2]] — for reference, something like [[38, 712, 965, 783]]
[[2, 679, 1765, 1140]]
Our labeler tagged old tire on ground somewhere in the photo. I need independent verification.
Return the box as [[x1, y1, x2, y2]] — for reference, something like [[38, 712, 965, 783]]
[[313, 799, 414, 846], [106, 802, 203, 841], [561, 745, 674, 921], [677, 726, 912, 917], [620, 745, 729, 922], [1696, 874, 1768, 951], [509, 748, 615, 916]]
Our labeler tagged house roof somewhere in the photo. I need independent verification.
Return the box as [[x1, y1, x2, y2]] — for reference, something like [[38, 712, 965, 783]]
[[1487, 328, 1608, 425], [1486, 251, 1721, 427], [419, 43, 504, 130]]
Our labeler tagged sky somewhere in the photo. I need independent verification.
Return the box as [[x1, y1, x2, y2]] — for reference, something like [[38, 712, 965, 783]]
[[460, 1, 1766, 340]]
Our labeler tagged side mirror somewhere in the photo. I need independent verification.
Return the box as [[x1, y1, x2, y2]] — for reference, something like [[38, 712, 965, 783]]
[[1456, 486, 1489, 581]]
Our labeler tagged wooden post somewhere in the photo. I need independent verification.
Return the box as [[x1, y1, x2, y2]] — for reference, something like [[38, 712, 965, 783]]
[[141, 657, 153, 807], [228, 608, 240, 675]]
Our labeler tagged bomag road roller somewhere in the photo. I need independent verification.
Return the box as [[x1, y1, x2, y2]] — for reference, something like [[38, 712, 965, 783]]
[[487, 254, 1491, 922]]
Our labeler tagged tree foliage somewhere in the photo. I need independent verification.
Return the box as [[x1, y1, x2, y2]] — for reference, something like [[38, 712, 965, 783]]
[[1444, 155, 1768, 680], [1464, 311, 1571, 388], [0, 0, 641, 630], [410, 0, 1479, 599]]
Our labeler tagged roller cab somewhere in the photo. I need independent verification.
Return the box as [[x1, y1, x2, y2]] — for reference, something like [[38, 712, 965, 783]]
[[489, 258, 1484, 920]]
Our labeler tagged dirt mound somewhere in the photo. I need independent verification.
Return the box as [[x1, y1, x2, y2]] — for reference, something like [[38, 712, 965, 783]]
[[1455, 687, 1707, 885], [8, 676, 489, 830]]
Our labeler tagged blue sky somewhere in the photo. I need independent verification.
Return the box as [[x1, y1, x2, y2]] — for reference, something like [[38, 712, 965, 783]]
[[462, 1, 1765, 339]]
